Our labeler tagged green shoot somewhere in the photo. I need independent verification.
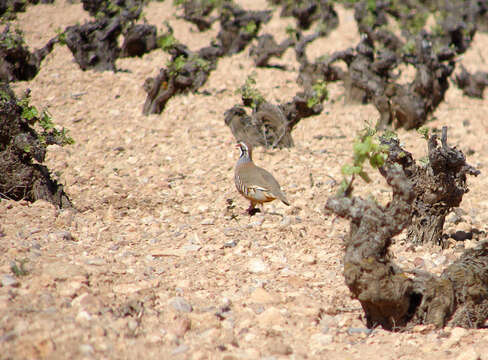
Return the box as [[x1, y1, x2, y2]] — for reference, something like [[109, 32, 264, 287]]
[[307, 80, 329, 108], [55, 27, 67, 45], [243, 20, 257, 36], [157, 33, 178, 51], [11, 258, 29, 277], [236, 72, 265, 109], [339, 127, 389, 195], [18, 92, 74, 146], [417, 126, 430, 140]]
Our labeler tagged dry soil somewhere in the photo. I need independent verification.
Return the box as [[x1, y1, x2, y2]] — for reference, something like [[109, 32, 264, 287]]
[[1, 1, 488, 359]]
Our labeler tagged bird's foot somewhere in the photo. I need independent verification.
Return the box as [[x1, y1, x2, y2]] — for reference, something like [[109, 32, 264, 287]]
[[247, 207, 261, 216]]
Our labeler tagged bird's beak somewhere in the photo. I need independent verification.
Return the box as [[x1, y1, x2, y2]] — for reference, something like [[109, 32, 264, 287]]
[[235, 143, 241, 149]]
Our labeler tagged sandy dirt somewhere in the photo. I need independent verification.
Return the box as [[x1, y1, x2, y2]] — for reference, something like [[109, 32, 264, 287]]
[[1, 1, 488, 359]]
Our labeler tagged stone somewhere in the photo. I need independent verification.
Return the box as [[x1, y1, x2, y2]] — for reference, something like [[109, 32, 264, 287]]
[[413, 257, 425, 268], [127, 319, 138, 332], [248, 258, 269, 273], [190, 312, 221, 331], [310, 333, 333, 346], [250, 288, 279, 304], [172, 344, 189, 355], [71, 293, 100, 313], [58, 279, 86, 297], [267, 339, 293, 355], [1, 274, 20, 287], [432, 254, 447, 266], [257, 307, 285, 328], [169, 296, 193, 313], [443, 327, 469, 349], [48, 230, 74, 241], [43, 262, 86, 280], [458, 222, 472, 233], [172, 317, 191, 337], [301, 254, 316, 265], [113, 279, 159, 294], [347, 327, 373, 336], [85, 257, 106, 266], [455, 347, 480, 360], [79, 344, 94, 355], [412, 324, 435, 334], [198, 204, 209, 213], [76, 310, 92, 323], [33, 338, 55, 358], [201, 328, 221, 344], [280, 216, 292, 226]]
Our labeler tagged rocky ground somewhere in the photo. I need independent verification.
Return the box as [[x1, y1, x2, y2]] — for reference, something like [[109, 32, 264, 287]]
[[1, 1, 488, 359]]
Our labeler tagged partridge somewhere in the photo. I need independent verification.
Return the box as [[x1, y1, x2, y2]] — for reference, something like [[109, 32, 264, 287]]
[[234, 141, 290, 215]]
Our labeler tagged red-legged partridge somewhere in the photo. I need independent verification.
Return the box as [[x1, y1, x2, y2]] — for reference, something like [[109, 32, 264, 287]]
[[234, 141, 290, 215]]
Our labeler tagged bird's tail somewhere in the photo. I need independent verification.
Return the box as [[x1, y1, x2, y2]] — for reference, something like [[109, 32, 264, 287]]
[[278, 192, 290, 206]]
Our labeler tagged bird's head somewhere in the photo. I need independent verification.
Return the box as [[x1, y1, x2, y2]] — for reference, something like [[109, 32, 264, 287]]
[[236, 141, 252, 160]]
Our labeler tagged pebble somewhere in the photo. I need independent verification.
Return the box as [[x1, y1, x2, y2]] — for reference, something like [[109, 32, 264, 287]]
[[169, 296, 193, 313], [250, 288, 278, 304], [458, 222, 472, 233], [43, 262, 86, 280], [223, 228, 238, 237], [1, 274, 19, 287], [198, 204, 209, 213], [127, 319, 138, 332], [76, 310, 92, 323], [443, 327, 469, 349], [280, 216, 292, 226], [182, 244, 201, 252], [267, 340, 293, 355], [301, 254, 316, 265], [85, 257, 106, 266], [248, 258, 269, 273], [50, 230, 74, 241], [70, 292, 100, 311], [223, 240, 238, 248], [432, 254, 447, 266], [310, 333, 333, 346], [201, 218, 214, 225], [171, 344, 189, 355], [455, 347, 480, 360], [347, 327, 373, 336], [257, 307, 285, 328], [79, 344, 94, 356], [446, 212, 463, 224], [412, 324, 435, 334], [220, 297, 232, 308], [413, 257, 425, 268], [249, 217, 264, 227], [172, 317, 191, 337], [319, 314, 338, 331]]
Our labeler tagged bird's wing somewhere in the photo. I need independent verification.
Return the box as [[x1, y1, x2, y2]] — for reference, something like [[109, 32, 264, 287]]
[[255, 167, 289, 205]]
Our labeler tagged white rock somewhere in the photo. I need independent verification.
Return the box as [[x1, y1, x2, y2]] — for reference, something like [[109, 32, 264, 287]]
[[201, 218, 214, 225], [76, 310, 92, 323], [455, 347, 480, 360], [257, 307, 285, 328], [301, 254, 316, 265], [169, 296, 193, 313], [443, 327, 469, 349], [79, 344, 94, 355], [310, 333, 334, 346], [248, 258, 269, 273], [1, 274, 19, 287], [250, 288, 278, 304]]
